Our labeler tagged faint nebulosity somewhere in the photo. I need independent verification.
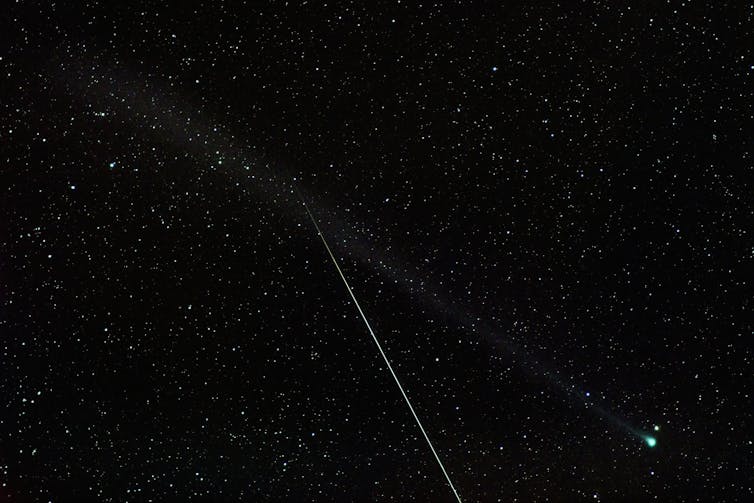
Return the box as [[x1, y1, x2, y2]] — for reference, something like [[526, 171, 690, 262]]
[[1, 2, 752, 501]]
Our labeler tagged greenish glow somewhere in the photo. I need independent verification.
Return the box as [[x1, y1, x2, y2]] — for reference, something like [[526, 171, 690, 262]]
[[644, 436, 657, 448]]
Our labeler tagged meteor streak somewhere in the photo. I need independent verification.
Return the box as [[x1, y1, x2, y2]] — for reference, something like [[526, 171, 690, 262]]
[[294, 186, 463, 503]]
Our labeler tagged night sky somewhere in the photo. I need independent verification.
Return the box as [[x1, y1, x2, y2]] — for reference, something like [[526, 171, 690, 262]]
[[2, 2, 752, 501]]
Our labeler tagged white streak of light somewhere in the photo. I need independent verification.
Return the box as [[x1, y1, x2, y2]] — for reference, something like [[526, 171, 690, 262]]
[[295, 189, 463, 503]]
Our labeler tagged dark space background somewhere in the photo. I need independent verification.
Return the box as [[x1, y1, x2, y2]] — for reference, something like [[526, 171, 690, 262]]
[[1, 1, 752, 501]]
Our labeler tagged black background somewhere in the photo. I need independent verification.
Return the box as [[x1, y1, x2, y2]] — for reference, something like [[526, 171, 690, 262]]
[[2, 1, 752, 501]]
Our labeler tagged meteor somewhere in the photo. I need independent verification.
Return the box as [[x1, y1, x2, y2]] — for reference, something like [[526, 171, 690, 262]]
[[294, 186, 463, 503]]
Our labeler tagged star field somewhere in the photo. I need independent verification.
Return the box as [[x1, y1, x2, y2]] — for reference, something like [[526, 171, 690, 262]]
[[2, 2, 752, 501]]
